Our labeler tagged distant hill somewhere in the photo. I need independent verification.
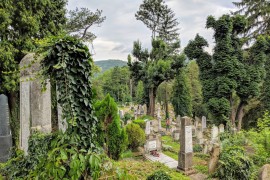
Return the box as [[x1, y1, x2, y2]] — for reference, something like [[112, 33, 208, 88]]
[[94, 59, 127, 73]]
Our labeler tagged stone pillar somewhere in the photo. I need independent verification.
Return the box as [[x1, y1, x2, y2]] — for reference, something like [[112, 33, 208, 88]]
[[178, 116, 194, 174], [176, 115, 181, 127], [196, 124, 204, 144]]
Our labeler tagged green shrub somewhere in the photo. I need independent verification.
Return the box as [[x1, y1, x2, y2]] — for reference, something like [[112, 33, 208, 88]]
[[147, 170, 171, 180], [126, 123, 146, 150], [193, 144, 202, 152], [214, 146, 254, 180], [108, 117, 128, 160], [133, 119, 146, 129], [123, 112, 133, 124], [257, 111, 270, 131]]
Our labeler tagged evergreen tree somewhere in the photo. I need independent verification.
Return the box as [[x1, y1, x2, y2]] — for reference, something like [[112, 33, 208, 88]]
[[171, 69, 192, 117], [233, 0, 270, 39], [185, 15, 267, 128]]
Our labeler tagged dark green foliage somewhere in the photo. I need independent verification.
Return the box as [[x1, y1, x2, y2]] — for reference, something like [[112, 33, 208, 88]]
[[214, 146, 254, 180], [126, 123, 146, 150], [123, 112, 132, 124], [41, 36, 97, 149], [171, 69, 192, 117], [94, 94, 118, 147], [107, 117, 128, 160], [185, 15, 267, 127], [147, 170, 171, 180], [233, 0, 270, 39], [193, 144, 202, 153], [66, 8, 106, 42], [94, 66, 131, 102], [135, 0, 179, 42], [261, 36, 270, 112]]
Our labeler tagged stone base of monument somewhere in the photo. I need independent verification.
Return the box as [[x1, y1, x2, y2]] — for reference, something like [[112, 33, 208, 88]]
[[0, 134, 12, 163], [176, 167, 196, 175]]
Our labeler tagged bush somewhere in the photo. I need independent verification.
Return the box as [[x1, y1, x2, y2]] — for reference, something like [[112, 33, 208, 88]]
[[108, 117, 128, 160], [193, 144, 202, 153], [214, 146, 254, 180], [126, 123, 146, 150], [133, 119, 146, 129], [147, 170, 171, 180], [123, 112, 132, 124]]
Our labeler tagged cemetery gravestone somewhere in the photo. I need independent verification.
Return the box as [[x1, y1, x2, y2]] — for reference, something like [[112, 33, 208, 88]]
[[196, 125, 204, 144], [202, 116, 207, 129], [219, 124, 224, 133], [178, 116, 194, 174], [0, 94, 12, 162], [119, 110, 124, 119], [145, 121, 151, 135], [211, 125, 219, 143], [20, 53, 52, 153]]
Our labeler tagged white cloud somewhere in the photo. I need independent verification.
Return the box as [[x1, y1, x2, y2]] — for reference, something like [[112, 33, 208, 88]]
[[67, 0, 239, 61]]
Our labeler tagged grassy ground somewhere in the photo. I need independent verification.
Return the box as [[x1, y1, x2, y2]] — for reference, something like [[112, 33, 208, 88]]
[[116, 159, 190, 180], [162, 135, 180, 151]]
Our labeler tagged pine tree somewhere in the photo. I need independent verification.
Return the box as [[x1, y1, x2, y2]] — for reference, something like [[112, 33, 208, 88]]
[[233, 0, 270, 39]]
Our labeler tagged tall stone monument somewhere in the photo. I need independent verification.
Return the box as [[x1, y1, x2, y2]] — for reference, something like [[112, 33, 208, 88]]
[[177, 116, 194, 174], [20, 53, 52, 153], [0, 94, 12, 162], [202, 116, 207, 129]]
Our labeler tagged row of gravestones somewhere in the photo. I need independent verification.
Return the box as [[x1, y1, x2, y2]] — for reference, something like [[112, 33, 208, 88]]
[[20, 54, 67, 154]]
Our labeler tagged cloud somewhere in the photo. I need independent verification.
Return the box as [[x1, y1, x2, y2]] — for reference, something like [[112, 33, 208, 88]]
[[67, 0, 239, 60]]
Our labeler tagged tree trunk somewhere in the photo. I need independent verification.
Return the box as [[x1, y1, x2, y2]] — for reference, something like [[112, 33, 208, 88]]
[[236, 101, 245, 131], [230, 94, 236, 126], [165, 82, 169, 118], [7, 91, 19, 146], [149, 87, 156, 117]]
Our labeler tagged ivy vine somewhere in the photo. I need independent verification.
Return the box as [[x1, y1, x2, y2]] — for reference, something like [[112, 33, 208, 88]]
[[41, 36, 98, 149]]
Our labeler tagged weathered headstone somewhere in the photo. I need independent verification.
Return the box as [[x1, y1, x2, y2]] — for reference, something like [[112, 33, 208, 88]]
[[172, 130, 180, 141], [0, 94, 12, 162], [196, 125, 204, 144], [211, 125, 219, 143], [208, 143, 220, 174], [144, 134, 162, 153], [145, 121, 151, 135], [20, 53, 52, 153], [219, 124, 224, 134], [119, 110, 124, 119], [202, 116, 207, 129], [176, 115, 181, 127], [177, 116, 194, 174]]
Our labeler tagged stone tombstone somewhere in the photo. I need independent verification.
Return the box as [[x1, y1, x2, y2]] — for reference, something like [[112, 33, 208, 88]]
[[219, 124, 224, 134], [145, 120, 151, 135], [208, 143, 221, 174], [178, 116, 193, 173], [119, 110, 124, 119], [211, 125, 219, 143], [20, 53, 52, 153], [192, 125, 196, 137], [176, 115, 181, 128], [144, 134, 162, 153], [172, 130, 180, 141], [202, 116, 207, 129], [0, 94, 12, 162], [196, 125, 204, 145]]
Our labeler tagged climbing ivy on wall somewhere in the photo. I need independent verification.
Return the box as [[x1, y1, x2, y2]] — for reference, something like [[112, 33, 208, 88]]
[[41, 36, 98, 149]]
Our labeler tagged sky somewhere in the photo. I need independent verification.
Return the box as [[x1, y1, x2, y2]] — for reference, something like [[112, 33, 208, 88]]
[[67, 0, 239, 61]]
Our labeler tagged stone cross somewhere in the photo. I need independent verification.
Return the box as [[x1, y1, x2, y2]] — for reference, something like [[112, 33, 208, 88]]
[[178, 116, 193, 173], [20, 53, 52, 153], [219, 124, 224, 133], [211, 125, 219, 143], [202, 116, 207, 129], [145, 121, 151, 135], [0, 94, 12, 162]]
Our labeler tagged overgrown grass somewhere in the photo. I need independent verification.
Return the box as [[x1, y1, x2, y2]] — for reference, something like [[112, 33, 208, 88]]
[[116, 160, 190, 180], [121, 150, 134, 159], [162, 136, 180, 152]]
